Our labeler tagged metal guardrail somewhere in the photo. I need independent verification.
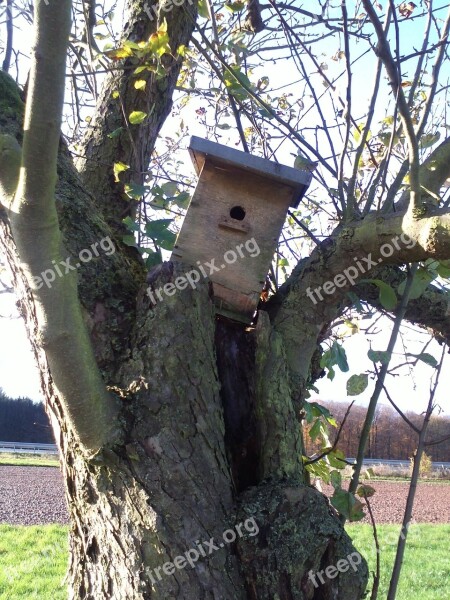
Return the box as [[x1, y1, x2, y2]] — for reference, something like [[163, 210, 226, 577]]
[[347, 458, 450, 469], [0, 441, 58, 455]]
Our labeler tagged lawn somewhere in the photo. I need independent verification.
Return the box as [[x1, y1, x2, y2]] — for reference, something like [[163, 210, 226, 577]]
[[0, 523, 448, 599], [347, 523, 450, 600], [0, 525, 67, 600], [0, 454, 59, 468]]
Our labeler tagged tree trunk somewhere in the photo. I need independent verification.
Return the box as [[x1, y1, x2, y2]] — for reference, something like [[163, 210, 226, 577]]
[[54, 265, 368, 599]]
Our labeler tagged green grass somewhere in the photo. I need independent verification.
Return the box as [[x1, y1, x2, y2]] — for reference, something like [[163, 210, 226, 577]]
[[0, 454, 59, 468], [0, 525, 68, 600], [0, 524, 448, 599], [347, 523, 450, 600]]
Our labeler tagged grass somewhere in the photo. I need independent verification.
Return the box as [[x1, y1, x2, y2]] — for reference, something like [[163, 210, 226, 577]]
[[0, 524, 448, 598], [347, 523, 450, 600], [0, 525, 68, 600], [0, 454, 59, 468]]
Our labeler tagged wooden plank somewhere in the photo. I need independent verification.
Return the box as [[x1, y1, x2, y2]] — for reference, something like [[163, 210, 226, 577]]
[[188, 136, 312, 208]]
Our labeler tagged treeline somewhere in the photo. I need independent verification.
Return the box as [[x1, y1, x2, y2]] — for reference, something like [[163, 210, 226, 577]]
[[304, 400, 450, 462], [0, 390, 54, 443]]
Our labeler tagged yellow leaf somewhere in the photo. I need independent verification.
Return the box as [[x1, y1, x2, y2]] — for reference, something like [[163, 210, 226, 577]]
[[113, 162, 129, 183], [134, 79, 147, 91]]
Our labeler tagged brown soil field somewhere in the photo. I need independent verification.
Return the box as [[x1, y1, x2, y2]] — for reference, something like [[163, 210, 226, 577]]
[[0, 465, 449, 525], [322, 480, 450, 524]]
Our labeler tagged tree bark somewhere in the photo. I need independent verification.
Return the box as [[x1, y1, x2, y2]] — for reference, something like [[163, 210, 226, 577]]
[[58, 265, 368, 599]]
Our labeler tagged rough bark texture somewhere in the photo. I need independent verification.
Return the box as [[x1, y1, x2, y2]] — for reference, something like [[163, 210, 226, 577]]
[[58, 265, 368, 598], [236, 482, 368, 599]]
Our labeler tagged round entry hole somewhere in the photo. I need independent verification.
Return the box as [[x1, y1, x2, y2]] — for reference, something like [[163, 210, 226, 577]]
[[230, 206, 246, 221]]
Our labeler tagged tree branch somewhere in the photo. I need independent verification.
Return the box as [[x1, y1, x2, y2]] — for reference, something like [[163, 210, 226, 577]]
[[3, 0, 121, 456], [266, 208, 450, 396], [362, 0, 421, 216], [76, 0, 198, 231]]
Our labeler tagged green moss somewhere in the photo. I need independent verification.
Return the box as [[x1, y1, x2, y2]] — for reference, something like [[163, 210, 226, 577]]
[[0, 71, 24, 119]]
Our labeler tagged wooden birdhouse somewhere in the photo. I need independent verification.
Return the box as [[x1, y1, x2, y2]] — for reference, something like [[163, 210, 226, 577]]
[[171, 136, 312, 323]]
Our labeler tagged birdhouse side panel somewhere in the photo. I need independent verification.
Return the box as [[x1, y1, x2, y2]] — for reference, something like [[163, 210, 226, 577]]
[[172, 162, 293, 296]]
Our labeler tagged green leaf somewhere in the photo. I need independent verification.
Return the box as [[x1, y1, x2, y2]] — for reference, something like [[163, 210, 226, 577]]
[[113, 161, 129, 182], [407, 352, 438, 367], [129, 111, 148, 125], [122, 234, 137, 247], [346, 374, 369, 397], [357, 484, 376, 498], [304, 401, 335, 424], [107, 127, 123, 139], [347, 291, 364, 312], [304, 459, 332, 485], [294, 154, 317, 171], [309, 419, 322, 442], [198, 0, 211, 19], [320, 341, 349, 375], [362, 279, 397, 310], [318, 409, 337, 428], [327, 449, 346, 469], [147, 20, 171, 57], [122, 216, 139, 232], [331, 489, 365, 521], [160, 181, 178, 197], [225, 1, 246, 12], [437, 261, 450, 278], [335, 342, 349, 373], [124, 183, 149, 199], [368, 349, 391, 365], [144, 219, 176, 251], [397, 268, 435, 300], [330, 470, 342, 490], [150, 195, 167, 209], [145, 250, 162, 268], [420, 131, 440, 149], [172, 191, 190, 209], [377, 281, 397, 310], [145, 219, 173, 236], [363, 468, 375, 479]]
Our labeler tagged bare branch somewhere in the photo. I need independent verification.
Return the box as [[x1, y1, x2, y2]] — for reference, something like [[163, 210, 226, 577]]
[[362, 0, 421, 216]]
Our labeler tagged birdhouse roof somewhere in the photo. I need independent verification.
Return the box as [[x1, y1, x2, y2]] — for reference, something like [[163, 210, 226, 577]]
[[188, 136, 312, 208]]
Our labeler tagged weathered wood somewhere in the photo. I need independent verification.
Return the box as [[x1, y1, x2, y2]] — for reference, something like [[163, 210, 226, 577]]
[[188, 135, 312, 206], [172, 140, 312, 321]]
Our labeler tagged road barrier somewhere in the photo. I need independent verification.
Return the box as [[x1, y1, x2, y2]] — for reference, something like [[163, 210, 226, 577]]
[[0, 441, 58, 455]]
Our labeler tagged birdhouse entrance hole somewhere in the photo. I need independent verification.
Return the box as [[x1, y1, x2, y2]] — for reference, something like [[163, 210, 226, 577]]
[[230, 206, 246, 221]]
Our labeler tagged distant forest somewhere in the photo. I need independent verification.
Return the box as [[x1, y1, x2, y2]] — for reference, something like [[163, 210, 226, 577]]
[[0, 390, 54, 443], [304, 400, 450, 462]]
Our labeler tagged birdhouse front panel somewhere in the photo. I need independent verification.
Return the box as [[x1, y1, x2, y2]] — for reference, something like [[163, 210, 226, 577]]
[[171, 137, 312, 322]]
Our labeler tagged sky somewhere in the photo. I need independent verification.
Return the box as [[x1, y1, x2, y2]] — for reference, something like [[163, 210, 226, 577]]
[[1, 1, 450, 421]]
